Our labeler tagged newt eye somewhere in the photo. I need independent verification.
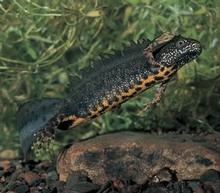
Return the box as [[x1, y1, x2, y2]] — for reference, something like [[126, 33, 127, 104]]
[[176, 40, 185, 48]]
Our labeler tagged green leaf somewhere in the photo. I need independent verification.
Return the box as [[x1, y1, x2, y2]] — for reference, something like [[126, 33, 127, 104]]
[[26, 46, 37, 60]]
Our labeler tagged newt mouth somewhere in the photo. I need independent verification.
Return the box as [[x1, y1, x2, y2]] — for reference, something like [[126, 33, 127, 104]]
[[192, 42, 202, 57]]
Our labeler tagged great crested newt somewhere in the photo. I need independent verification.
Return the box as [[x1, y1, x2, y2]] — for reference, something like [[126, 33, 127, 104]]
[[17, 33, 202, 156]]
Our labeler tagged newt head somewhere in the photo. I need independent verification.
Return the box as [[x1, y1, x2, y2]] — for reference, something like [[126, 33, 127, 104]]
[[154, 35, 202, 68]]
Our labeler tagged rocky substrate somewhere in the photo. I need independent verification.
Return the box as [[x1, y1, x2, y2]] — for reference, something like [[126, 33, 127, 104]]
[[0, 159, 220, 193], [0, 132, 220, 193], [57, 132, 220, 184]]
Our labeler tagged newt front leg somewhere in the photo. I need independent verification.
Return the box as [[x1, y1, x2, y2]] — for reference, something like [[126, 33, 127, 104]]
[[138, 81, 169, 115], [139, 33, 174, 113]]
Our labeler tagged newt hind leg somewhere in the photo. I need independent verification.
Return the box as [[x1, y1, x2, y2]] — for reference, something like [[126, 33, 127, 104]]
[[31, 116, 60, 155]]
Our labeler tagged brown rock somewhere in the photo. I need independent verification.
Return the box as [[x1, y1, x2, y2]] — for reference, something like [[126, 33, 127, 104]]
[[20, 171, 41, 186], [56, 132, 220, 185], [0, 176, 6, 183], [0, 149, 17, 159], [0, 160, 12, 170], [194, 187, 205, 193]]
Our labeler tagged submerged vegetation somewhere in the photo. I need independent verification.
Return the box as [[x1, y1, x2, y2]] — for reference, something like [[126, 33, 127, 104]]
[[0, 0, 220, 157]]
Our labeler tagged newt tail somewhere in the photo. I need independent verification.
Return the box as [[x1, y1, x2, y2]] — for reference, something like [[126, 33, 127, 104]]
[[18, 33, 202, 156]]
